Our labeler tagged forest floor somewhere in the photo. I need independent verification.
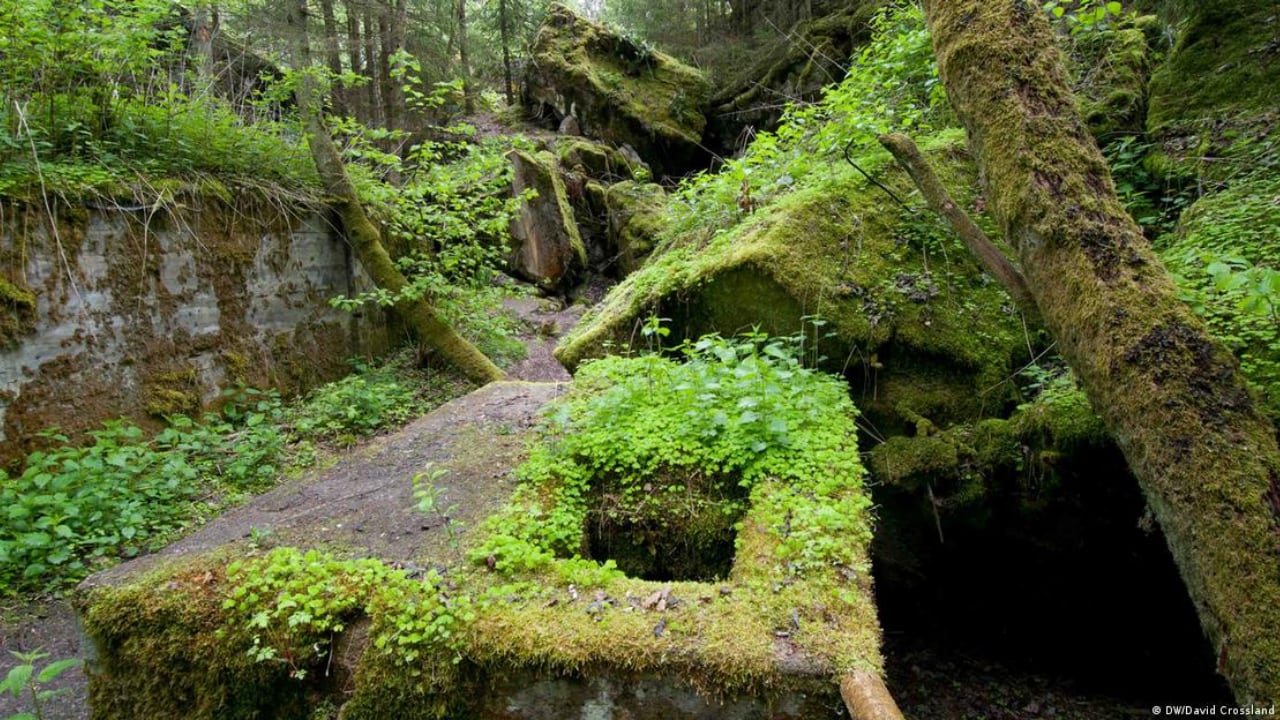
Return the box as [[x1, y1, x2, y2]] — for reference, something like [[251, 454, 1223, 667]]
[[0, 292, 1158, 719]]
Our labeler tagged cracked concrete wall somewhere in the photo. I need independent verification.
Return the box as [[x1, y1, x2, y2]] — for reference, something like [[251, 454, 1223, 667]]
[[0, 199, 390, 461]]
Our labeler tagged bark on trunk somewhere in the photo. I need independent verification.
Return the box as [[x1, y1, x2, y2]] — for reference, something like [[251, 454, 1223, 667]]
[[290, 0, 503, 386], [457, 0, 475, 115], [499, 0, 515, 106], [840, 671, 906, 720], [319, 0, 346, 115], [344, 0, 366, 119], [363, 6, 384, 128], [921, 0, 1280, 702]]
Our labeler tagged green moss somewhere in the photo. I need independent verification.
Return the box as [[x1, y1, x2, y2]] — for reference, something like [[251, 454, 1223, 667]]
[[557, 133, 1026, 430], [143, 366, 204, 418], [0, 275, 37, 349], [868, 382, 1108, 515], [555, 138, 642, 181], [526, 4, 713, 171], [1075, 24, 1153, 137], [0, 276, 35, 308], [1145, 0, 1279, 179], [604, 180, 666, 275], [79, 557, 311, 720]]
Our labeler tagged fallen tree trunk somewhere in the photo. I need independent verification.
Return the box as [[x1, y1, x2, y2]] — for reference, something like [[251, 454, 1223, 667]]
[[921, 0, 1280, 702], [288, 1, 503, 385]]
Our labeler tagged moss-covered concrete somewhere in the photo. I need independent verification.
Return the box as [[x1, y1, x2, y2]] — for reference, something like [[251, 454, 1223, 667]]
[[77, 380, 874, 718], [80, 558, 312, 720], [557, 133, 1028, 434], [555, 137, 647, 182], [869, 381, 1110, 514], [0, 193, 390, 463], [524, 4, 714, 176], [604, 180, 666, 275], [1145, 0, 1279, 179]]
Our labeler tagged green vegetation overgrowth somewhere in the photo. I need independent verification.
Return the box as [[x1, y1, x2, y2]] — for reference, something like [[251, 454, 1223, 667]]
[[333, 135, 536, 366], [221, 548, 470, 679], [0, 0, 318, 198], [184, 330, 877, 714], [478, 329, 872, 575], [0, 352, 469, 597], [667, 3, 947, 239]]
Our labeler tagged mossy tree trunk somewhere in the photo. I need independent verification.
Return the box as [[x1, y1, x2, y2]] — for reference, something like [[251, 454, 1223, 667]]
[[921, 0, 1280, 702], [288, 0, 503, 386]]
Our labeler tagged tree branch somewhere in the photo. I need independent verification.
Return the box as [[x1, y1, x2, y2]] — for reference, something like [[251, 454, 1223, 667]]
[[878, 133, 1038, 319]]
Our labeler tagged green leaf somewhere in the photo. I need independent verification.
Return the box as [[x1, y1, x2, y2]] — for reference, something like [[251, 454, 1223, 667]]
[[1105, 1, 1122, 15], [37, 658, 81, 683], [1, 664, 33, 696]]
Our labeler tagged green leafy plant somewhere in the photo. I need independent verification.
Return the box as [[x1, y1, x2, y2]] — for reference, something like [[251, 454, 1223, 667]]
[[413, 464, 464, 561], [474, 329, 872, 577], [666, 3, 945, 239], [291, 366, 420, 446], [1160, 174, 1280, 417], [0, 390, 289, 594], [222, 548, 473, 675], [1, 650, 80, 720], [1042, 0, 1127, 36]]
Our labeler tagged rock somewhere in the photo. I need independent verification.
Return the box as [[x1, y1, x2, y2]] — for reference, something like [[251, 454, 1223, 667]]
[[523, 4, 714, 176], [604, 181, 666, 275], [556, 135, 1027, 434], [558, 113, 582, 136], [507, 149, 587, 290], [555, 137, 649, 182], [1144, 0, 1279, 180]]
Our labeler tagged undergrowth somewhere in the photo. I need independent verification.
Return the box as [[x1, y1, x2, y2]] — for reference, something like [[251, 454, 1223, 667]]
[[666, 3, 946, 240], [0, 350, 468, 596], [1159, 174, 1280, 418]]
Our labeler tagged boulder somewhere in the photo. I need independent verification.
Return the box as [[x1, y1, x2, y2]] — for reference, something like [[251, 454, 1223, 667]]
[[1144, 0, 1279, 179], [508, 149, 587, 290], [523, 4, 714, 176], [556, 134, 1029, 435], [555, 137, 649, 183], [604, 181, 666, 275]]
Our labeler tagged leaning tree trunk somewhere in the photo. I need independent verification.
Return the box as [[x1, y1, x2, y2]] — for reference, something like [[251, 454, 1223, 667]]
[[920, 0, 1280, 702], [288, 0, 503, 386]]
